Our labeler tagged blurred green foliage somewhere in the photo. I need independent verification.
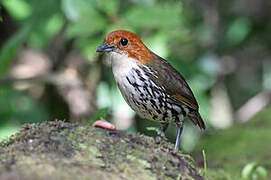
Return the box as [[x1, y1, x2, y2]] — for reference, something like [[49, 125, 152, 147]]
[[90, 107, 109, 123], [0, 0, 271, 178], [195, 106, 271, 179]]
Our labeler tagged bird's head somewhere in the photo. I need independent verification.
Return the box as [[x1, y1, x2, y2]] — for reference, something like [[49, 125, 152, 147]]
[[96, 30, 154, 64]]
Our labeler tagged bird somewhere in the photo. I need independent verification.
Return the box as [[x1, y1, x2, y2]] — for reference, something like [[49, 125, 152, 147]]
[[96, 30, 205, 150]]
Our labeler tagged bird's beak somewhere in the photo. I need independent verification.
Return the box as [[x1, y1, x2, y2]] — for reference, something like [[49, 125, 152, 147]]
[[96, 43, 116, 53]]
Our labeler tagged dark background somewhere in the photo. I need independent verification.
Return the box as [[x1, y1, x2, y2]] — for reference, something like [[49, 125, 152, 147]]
[[0, 0, 270, 179]]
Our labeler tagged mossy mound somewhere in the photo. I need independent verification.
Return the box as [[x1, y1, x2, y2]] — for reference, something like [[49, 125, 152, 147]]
[[0, 121, 203, 180]]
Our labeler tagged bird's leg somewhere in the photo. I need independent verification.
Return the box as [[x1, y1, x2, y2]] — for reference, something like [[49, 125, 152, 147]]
[[174, 126, 183, 151]]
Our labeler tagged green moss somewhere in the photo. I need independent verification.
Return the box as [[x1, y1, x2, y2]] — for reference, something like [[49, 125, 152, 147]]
[[0, 121, 203, 180], [126, 154, 151, 169]]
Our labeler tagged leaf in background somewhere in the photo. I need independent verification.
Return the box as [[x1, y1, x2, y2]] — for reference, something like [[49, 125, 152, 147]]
[[62, 0, 106, 38], [198, 53, 220, 77], [144, 32, 169, 58], [0, 86, 48, 126], [255, 166, 268, 178], [61, 0, 95, 21], [195, 23, 213, 46], [76, 37, 102, 58], [61, 0, 81, 21], [241, 162, 257, 179], [124, 3, 183, 29], [130, 0, 155, 6], [27, 13, 65, 49], [226, 17, 251, 46], [96, 0, 119, 17], [0, 0, 61, 76], [2, 0, 32, 20], [66, 14, 106, 38], [241, 162, 268, 179], [0, 24, 32, 76]]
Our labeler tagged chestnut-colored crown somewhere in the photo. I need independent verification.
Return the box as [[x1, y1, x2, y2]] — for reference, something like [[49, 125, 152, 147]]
[[104, 30, 154, 64]]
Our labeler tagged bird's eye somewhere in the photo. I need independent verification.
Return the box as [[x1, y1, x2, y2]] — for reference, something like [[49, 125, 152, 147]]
[[120, 38, 128, 46]]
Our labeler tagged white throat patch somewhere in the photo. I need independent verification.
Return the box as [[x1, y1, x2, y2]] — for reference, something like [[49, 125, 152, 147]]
[[108, 52, 140, 81]]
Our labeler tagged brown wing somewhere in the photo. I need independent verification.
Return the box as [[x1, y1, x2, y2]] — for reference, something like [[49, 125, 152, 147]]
[[146, 55, 199, 110], [145, 54, 205, 129]]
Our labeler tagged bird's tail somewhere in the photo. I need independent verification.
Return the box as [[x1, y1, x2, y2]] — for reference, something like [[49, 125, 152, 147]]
[[188, 111, 206, 130]]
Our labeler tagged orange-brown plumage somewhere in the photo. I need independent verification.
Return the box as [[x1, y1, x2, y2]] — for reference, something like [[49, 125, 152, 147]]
[[104, 30, 154, 64]]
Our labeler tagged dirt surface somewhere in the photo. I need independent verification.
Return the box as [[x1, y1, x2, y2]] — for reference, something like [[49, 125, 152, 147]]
[[0, 121, 204, 180]]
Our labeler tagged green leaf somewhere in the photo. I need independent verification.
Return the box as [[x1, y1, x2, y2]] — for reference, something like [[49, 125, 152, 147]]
[[66, 14, 106, 38], [0, 86, 48, 128], [241, 162, 257, 179], [124, 3, 183, 29], [2, 0, 32, 20], [61, 0, 95, 21], [0, 24, 32, 76], [75, 37, 103, 58], [27, 13, 65, 49], [241, 162, 268, 179], [96, 0, 119, 16], [130, 0, 155, 6], [255, 166, 268, 178], [226, 17, 251, 46], [62, 0, 106, 38], [0, 0, 61, 76]]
